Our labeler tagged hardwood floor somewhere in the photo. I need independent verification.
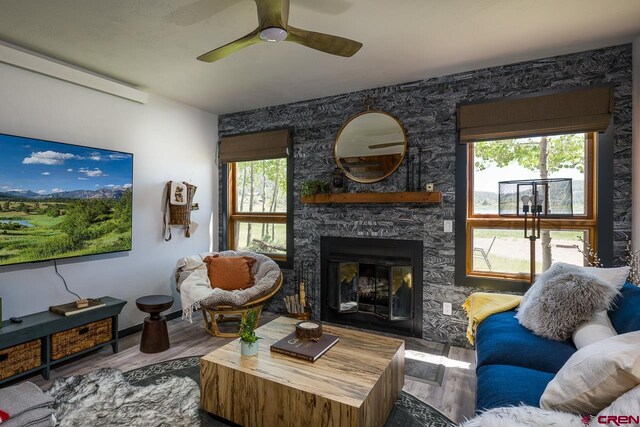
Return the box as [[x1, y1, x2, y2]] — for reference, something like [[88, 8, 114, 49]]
[[30, 311, 476, 424], [404, 345, 477, 423]]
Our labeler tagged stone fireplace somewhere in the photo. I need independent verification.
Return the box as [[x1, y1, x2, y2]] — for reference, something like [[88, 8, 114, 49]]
[[321, 236, 423, 337]]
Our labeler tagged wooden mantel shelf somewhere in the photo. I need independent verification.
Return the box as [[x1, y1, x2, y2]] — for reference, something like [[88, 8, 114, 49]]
[[301, 191, 442, 204]]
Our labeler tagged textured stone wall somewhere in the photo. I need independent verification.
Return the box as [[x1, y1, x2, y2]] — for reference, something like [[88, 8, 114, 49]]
[[218, 44, 632, 348]]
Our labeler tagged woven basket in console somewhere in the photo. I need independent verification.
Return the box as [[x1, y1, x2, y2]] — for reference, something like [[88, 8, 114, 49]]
[[0, 340, 41, 380], [51, 318, 112, 360]]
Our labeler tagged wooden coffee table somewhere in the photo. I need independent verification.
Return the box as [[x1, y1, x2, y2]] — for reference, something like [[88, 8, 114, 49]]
[[200, 316, 404, 427]]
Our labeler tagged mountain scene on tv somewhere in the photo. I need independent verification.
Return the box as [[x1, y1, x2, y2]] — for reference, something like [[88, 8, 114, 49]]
[[0, 134, 133, 266]]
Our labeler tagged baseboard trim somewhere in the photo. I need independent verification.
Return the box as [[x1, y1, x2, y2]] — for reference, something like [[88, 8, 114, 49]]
[[118, 310, 182, 338]]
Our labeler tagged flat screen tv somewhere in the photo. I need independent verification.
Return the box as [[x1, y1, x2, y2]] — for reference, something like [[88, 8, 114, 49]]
[[0, 133, 133, 266]]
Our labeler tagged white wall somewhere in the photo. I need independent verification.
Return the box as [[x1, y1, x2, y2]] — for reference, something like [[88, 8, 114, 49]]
[[0, 62, 218, 329], [634, 36, 640, 251]]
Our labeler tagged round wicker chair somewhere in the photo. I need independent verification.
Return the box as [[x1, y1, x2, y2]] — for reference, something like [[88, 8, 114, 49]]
[[187, 250, 282, 338], [201, 277, 282, 338]]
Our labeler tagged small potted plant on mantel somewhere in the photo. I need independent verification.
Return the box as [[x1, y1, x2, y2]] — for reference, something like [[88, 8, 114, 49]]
[[301, 179, 330, 198], [239, 310, 260, 356]]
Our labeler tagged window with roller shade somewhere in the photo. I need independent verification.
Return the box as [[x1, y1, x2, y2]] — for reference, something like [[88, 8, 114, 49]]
[[455, 86, 613, 290], [220, 128, 293, 267], [467, 133, 596, 281]]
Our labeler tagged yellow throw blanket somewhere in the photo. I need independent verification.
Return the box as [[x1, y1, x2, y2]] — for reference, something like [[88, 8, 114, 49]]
[[462, 293, 523, 345]]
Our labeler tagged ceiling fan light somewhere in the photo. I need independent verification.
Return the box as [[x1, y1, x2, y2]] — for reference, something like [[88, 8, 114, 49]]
[[260, 27, 288, 42]]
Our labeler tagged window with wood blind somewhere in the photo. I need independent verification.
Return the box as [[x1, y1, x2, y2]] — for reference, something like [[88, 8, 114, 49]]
[[220, 129, 293, 266], [455, 86, 613, 289], [466, 133, 596, 282]]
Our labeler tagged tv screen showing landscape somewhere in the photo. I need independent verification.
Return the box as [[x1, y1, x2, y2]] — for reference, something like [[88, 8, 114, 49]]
[[0, 133, 133, 266]]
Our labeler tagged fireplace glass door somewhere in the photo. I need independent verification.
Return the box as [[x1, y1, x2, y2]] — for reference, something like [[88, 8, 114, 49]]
[[328, 261, 359, 313], [390, 266, 412, 320], [328, 259, 413, 321]]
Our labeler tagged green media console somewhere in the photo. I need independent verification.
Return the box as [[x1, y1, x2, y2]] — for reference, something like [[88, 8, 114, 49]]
[[0, 296, 126, 386]]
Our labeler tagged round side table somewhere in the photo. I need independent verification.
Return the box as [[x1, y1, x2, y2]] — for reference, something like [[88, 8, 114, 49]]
[[136, 295, 174, 354]]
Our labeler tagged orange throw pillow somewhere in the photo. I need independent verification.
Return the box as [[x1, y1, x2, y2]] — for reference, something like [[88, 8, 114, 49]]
[[203, 255, 256, 291]]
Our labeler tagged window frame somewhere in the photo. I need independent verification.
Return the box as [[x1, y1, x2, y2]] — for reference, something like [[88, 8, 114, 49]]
[[221, 130, 294, 270], [455, 126, 615, 292], [467, 134, 596, 281]]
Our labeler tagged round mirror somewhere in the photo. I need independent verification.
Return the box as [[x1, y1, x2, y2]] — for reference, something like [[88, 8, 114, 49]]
[[334, 111, 407, 183]]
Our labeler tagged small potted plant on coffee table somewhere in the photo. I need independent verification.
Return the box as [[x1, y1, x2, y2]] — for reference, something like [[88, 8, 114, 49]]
[[239, 310, 260, 356]]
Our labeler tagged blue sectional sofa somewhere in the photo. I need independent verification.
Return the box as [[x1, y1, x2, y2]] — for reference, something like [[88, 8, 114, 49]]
[[475, 282, 640, 412]]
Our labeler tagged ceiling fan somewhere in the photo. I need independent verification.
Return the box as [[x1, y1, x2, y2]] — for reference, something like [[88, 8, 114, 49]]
[[197, 0, 363, 63]]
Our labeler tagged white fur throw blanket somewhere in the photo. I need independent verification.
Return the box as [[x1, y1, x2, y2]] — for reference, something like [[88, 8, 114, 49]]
[[175, 250, 281, 321], [48, 369, 199, 426]]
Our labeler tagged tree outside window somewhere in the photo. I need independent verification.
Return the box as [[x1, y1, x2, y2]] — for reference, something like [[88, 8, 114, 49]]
[[229, 158, 288, 258]]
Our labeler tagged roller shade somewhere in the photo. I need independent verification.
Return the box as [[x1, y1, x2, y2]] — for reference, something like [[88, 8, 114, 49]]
[[457, 86, 613, 143], [219, 128, 291, 163]]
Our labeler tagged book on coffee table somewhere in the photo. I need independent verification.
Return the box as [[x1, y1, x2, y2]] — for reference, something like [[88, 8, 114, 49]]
[[270, 332, 339, 362]]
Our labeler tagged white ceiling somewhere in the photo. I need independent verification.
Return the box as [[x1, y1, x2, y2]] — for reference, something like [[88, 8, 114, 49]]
[[0, 0, 639, 115]]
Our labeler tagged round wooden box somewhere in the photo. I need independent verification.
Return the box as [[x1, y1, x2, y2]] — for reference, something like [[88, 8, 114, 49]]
[[295, 320, 323, 340]]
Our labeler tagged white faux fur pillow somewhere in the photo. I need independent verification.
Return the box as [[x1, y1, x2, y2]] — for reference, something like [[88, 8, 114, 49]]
[[516, 264, 620, 341], [518, 263, 628, 311], [460, 406, 585, 427], [461, 387, 640, 427], [540, 331, 640, 415]]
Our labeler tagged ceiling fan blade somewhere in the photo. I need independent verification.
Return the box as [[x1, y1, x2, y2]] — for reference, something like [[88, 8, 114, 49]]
[[255, 0, 289, 28], [285, 26, 362, 57], [197, 29, 262, 62], [368, 142, 405, 149]]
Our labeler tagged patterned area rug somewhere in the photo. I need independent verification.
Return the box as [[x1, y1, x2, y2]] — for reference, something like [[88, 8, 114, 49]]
[[404, 338, 449, 386], [124, 356, 456, 427]]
